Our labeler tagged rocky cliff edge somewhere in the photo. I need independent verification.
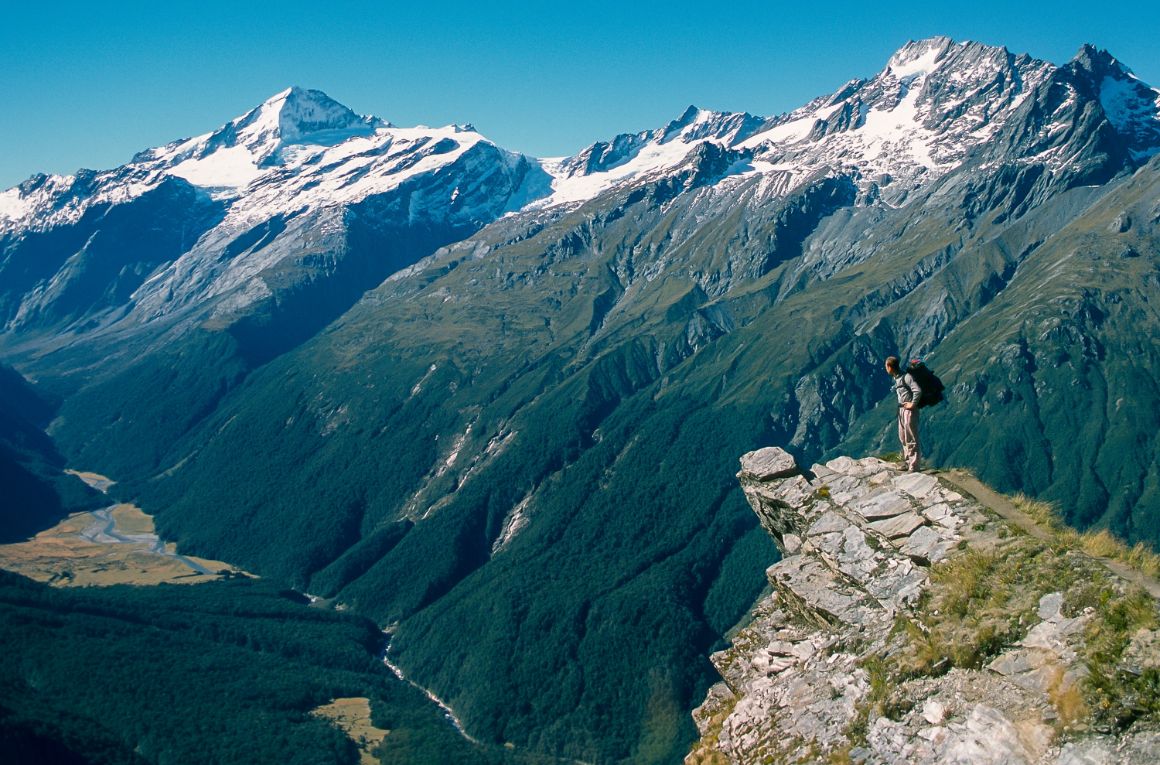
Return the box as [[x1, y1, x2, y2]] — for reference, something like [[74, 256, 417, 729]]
[[688, 448, 1160, 764]]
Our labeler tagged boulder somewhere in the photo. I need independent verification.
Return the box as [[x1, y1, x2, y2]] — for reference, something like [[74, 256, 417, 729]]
[[739, 447, 799, 481]]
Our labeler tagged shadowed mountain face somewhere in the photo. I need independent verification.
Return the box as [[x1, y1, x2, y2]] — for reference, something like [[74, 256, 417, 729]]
[[2, 38, 1159, 763], [0, 364, 102, 542]]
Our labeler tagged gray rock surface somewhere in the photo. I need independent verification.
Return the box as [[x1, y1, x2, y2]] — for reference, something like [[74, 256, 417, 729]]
[[738, 447, 801, 481], [688, 451, 1160, 765]]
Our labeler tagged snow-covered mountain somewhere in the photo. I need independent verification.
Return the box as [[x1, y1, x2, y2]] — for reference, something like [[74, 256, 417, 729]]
[[0, 86, 527, 229], [533, 37, 1160, 208], [0, 87, 544, 346], [2, 37, 1158, 360]]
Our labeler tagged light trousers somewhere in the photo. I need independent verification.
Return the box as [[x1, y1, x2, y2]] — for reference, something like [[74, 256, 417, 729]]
[[898, 407, 920, 471]]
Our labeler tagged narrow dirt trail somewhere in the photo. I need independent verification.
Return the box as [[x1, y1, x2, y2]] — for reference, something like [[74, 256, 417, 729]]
[[940, 468, 1160, 600]]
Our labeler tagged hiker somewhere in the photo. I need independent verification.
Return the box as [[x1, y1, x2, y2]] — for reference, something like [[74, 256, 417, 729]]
[[885, 355, 922, 471]]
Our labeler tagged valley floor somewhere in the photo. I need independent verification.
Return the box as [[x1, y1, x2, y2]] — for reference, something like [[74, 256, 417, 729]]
[[0, 470, 243, 586]]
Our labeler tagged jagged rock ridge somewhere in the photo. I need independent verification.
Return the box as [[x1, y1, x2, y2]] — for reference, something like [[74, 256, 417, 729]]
[[689, 448, 1160, 764]]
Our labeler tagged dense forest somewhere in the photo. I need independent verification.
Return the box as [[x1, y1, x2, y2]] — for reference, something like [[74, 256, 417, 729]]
[[0, 571, 553, 764]]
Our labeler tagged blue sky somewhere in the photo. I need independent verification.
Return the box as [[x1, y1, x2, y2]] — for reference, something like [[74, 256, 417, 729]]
[[2, 0, 1158, 190]]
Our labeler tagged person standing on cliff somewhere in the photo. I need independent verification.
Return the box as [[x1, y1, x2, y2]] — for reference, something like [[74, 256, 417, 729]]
[[886, 356, 923, 472]]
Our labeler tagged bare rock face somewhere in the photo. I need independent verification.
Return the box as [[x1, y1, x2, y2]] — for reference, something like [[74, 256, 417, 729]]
[[738, 447, 801, 482], [688, 449, 1160, 764]]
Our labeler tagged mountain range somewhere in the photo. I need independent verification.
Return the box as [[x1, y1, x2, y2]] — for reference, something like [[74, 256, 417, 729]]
[[3, 36, 1160, 763]]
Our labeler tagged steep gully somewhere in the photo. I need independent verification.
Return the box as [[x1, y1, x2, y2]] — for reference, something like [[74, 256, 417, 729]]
[[380, 632, 481, 746]]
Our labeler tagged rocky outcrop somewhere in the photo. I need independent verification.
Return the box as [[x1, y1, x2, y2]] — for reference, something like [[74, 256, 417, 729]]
[[688, 448, 1160, 764]]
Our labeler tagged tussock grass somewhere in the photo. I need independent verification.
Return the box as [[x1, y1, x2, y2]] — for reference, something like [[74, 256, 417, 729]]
[[1124, 545, 1160, 579], [1011, 493, 1160, 579], [903, 546, 1045, 672], [826, 742, 857, 765], [1011, 493, 1060, 528], [1081, 529, 1124, 558], [953, 487, 1160, 732], [684, 692, 739, 765], [1046, 665, 1089, 731], [684, 743, 733, 765], [880, 536, 1097, 681], [1081, 587, 1160, 731], [938, 549, 1002, 618]]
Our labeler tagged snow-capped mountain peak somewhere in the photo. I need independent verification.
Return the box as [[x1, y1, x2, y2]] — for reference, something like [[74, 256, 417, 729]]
[[885, 36, 953, 79], [528, 105, 765, 209], [532, 37, 1060, 210], [5, 35, 1160, 377], [5, 39, 1160, 235], [0, 88, 523, 238], [250, 86, 387, 143], [527, 37, 1160, 211], [138, 86, 387, 190], [663, 106, 766, 145], [1066, 46, 1160, 160]]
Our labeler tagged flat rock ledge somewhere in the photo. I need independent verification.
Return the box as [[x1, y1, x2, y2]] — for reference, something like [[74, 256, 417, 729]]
[[687, 448, 1160, 765]]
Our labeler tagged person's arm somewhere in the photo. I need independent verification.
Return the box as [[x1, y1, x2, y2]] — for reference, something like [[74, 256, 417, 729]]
[[905, 373, 923, 409]]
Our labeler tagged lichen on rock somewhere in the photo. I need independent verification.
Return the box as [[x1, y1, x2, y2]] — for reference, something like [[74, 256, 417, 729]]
[[687, 448, 1160, 764]]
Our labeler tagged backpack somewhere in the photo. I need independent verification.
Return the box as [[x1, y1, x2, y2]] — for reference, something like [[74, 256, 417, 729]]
[[906, 359, 945, 408]]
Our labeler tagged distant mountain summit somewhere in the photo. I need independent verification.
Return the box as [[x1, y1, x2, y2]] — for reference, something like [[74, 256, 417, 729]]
[[252, 85, 388, 142], [134, 86, 388, 186], [5, 37, 1158, 226], [1070, 44, 1160, 160], [535, 37, 1159, 209], [0, 83, 543, 348]]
